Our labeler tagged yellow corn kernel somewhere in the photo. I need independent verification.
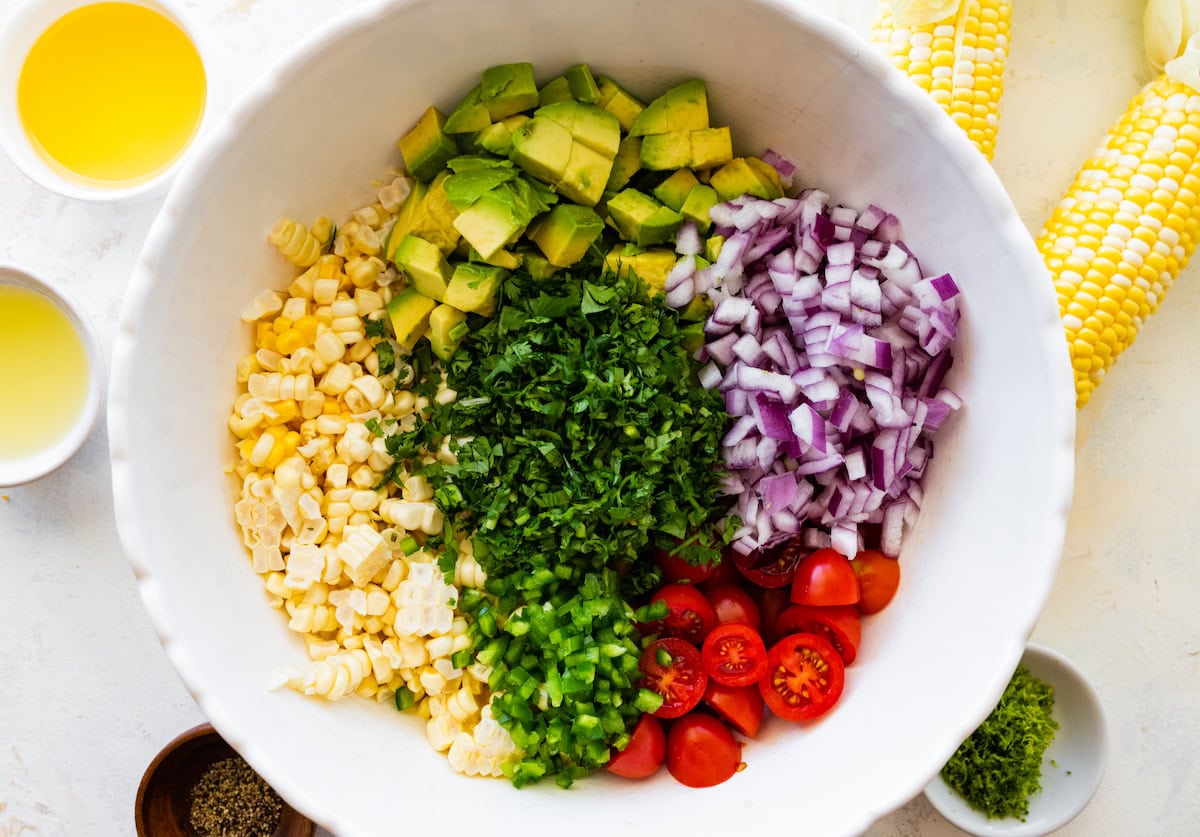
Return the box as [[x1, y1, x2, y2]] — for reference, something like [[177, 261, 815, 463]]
[[267, 218, 322, 267], [275, 328, 307, 355]]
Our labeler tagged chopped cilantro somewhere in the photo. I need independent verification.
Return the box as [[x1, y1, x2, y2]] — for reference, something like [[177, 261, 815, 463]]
[[364, 317, 388, 339], [375, 339, 396, 375]]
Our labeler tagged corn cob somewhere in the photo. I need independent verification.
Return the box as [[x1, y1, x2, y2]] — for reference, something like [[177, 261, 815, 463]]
[[871, 0, 1013, 160], [1038, 25, 1200, 407]]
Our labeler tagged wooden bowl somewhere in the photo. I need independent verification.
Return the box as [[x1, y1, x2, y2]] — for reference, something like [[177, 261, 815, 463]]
[[135, 723, 315, 837]]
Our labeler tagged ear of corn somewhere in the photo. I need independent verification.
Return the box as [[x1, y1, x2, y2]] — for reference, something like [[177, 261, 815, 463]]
[[871, 0, 1013, 160], [1039, 31, 1200, 407]]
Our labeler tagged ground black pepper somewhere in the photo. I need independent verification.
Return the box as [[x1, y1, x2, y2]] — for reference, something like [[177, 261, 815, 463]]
[[188, 756, 282, 837]]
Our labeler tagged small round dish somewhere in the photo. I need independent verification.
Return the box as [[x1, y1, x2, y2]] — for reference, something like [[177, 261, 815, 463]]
[[135, 723, 315, 837], [924, 643, 1108, 836], [0, 265, 105, 488]]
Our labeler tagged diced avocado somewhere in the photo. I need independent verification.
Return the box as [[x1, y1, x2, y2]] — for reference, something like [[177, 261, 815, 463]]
[[398, 106, 457, 183], [689, 127, 734, 169], [745, 156, 785, 198], [640, 131, 693, 171], [535, 101, 621, 157], [474, 247, 523, 270], [603, 246, 680, 294], [407, 171, 461, 255], [679, 293, 713, 322], [710, 157, 781, 202], [480, 62, 539, 120], [444, 85, 492, 134], [680, 184, 719, 232], [605, 189, 661, 243], [596, 76, 645, 131], [522, 250, 560, 279], [705, 234, 724, 264], [527, 204, 605, 267], [385, 179, 429, 262], [638, 206, 684, 248], [605, 136, 642, 192], [394, 235, 453, 301], [654, 168, 700, 211], [538, 75, 573, 106], [452, 191, 527, 260], [428, 303, 470, 361], [558, 141, 613, 206], [564, 63, 600, 103], [510, 116, 574, 183], [629, 79, 708, 137], [474, 114, 530, 156], [445, 262, 507, 316], [386, 287, 438, 351]]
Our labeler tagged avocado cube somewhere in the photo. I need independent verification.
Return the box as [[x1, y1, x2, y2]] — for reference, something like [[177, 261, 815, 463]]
[[605, 189, 661, 243], [535, 101, 621, 157], [428, 303, 469, 361], [528, 204, 605, 267], [452, 191, 527, 260], [444, 85, 493, 134], [559, 141, 614, 206], [745, 156, 785, 199], [629, 79, 709, 137], [480, 62, 539, 120], [596, 76, 645, 131], [653, 168, 700, 211], [398, 106, 457, 182], [605, 136, 642, 192], [394, 235, 453, 301], [565, 63, 601, 103], [679, 292, 714, 322], [603, 246, 680, 294], [639, 131, 693, 170], [522, 250, 560, 279], [473, 247, 523, 270], [385, 179, 429, 262], [710, 157, 780, 202], [407, 171, 462, 255], [689, 127, 734, 169], [445, 262, 507, 316], [386, 287, 439, 352], [680, 184, 719, 232], [473, 114, 530, 156], [510, 116, 573, 184], [705, 234, 724, 264], [538, 75, 573, 106], [637, 206, 684, 248]]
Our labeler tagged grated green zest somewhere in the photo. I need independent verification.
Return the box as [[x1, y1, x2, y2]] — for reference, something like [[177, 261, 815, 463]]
[[941, 665, 1059, 820]]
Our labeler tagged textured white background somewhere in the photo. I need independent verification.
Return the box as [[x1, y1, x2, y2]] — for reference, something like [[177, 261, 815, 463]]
[[0, 0, 1197, 834]]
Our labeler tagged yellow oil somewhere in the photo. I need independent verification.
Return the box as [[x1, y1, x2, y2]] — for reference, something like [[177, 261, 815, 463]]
[[0, 285, 90, 459], [17, 2, 206, 184]]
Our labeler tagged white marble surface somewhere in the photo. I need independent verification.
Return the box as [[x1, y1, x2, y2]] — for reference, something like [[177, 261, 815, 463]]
[[0, 0, 1197, 834]]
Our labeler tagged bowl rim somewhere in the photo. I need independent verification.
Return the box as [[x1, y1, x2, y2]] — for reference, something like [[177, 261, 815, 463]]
[[0, 263, 105, 487], [107, 0, 1077, 833]]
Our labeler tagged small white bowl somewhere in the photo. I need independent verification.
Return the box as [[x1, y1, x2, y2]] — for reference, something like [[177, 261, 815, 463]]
[[0, 0, 213, 203], [924, 643, 1108, 836], [0, 265, 105, 487]]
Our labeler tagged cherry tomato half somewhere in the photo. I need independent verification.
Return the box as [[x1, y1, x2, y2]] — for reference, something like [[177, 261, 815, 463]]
[[732, 537, 805, 588], [753, 586, 793, 644], [790, 548, 861, 607], [704, 584, 762, 632], [701, 623, 768, 687], [649, 584, 718, 645], [759, 632, 846, 721], [654, 541, 719, 585], [852, 549, 901, 615], [639, 637, 708, 719], [666, 714, 743, 788], [605, 714, 666, 779], [703, 680, 764, 737], [774, 604, 862, 665]]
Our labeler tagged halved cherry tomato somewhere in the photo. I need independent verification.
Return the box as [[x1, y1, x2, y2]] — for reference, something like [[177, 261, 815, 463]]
[[790, 548, 861, 607], [703, 680, 764, 737], [649, 584, 718, 645], [704, 584, 762, 631], [653, 540, 719, 584], [701, 623, 768, 687], [666, 714, 743, 788], [852, 549, 901, 614], [773, 604, 861, 665], [732, 537, 805, 588], [759, 632, 845, 721], [752, 586, 793, 644], [639, 637, 708, 719], [605, 714, 666, 779]]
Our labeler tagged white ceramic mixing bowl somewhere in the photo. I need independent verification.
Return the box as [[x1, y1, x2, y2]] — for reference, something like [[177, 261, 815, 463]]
[[109, 1, 1076, 834]]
